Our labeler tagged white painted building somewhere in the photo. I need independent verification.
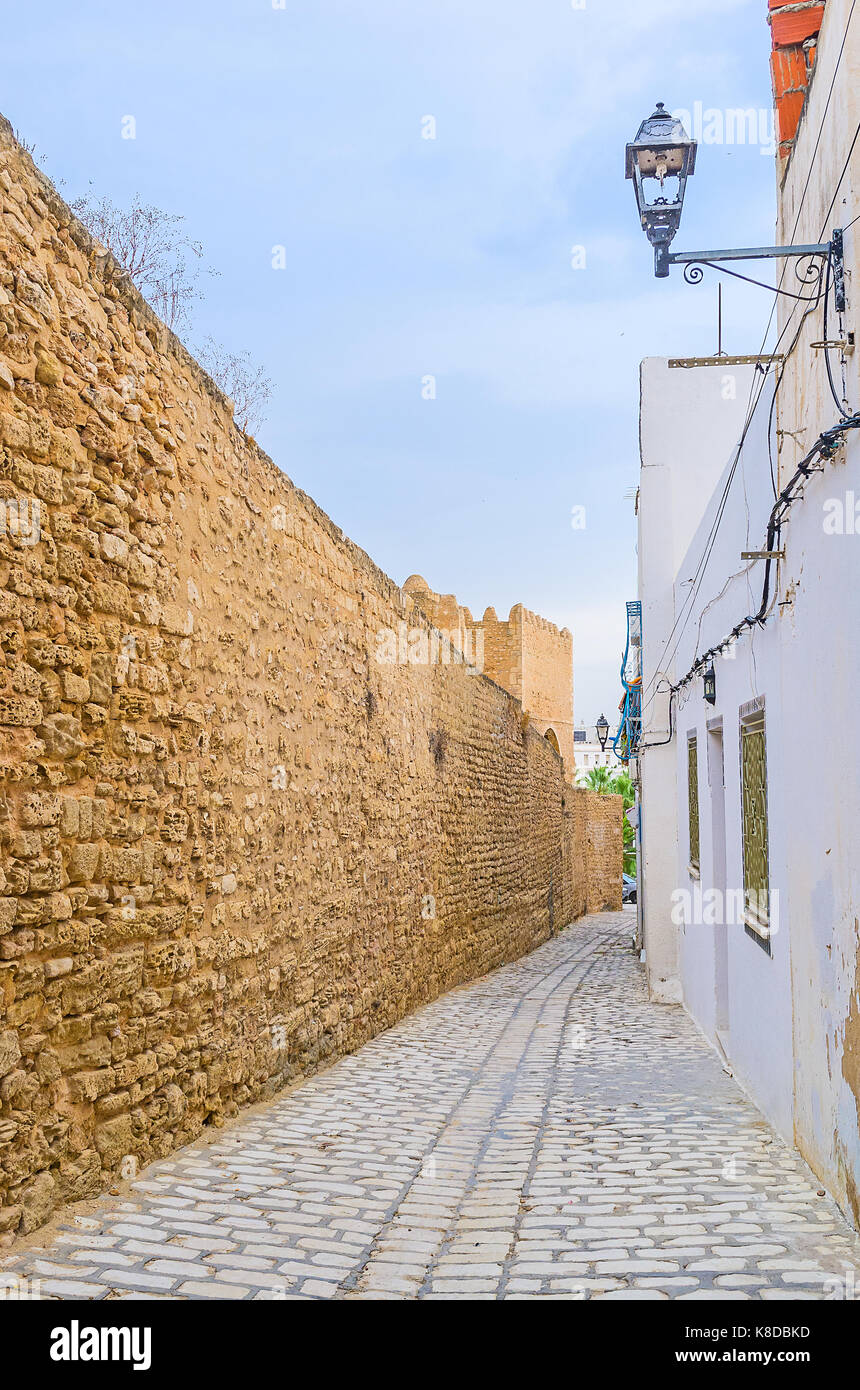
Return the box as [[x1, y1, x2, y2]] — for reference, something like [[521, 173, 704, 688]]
[[634, 0, 860, 1228], [573, 724, 614, 776]]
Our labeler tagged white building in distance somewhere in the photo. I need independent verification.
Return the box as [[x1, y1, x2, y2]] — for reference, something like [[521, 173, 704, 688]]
[[573, 724, 614, 777]]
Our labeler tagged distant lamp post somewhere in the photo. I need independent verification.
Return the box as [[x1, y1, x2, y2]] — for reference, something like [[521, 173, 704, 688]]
[[703, 664, 717, 706], [625, 102, 697, 278], [596, 713, 610, 750], [626, 101, 845, 308]]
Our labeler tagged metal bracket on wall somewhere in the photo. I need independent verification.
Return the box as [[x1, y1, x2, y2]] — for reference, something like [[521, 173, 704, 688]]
[[668, 353, 785, 369], [666, 230, 845, 311], [811, 335, 854, 353]]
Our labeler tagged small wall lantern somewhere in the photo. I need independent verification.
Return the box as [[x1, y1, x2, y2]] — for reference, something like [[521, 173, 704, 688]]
[[596, 713, 610, 750], [703, 664, 717, 706]]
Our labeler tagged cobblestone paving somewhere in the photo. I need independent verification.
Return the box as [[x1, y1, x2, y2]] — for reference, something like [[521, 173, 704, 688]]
[[4, 911, 860, 1301]]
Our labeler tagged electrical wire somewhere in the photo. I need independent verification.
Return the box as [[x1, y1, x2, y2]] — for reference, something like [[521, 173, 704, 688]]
[[631, 1, 859, 749], [638, 368, 770, 706], [640, 217, 839, 713], [638, 686, 675, 750], [817, 118, 860, 239], [638, 280, 823, 707], [639, 290, 842, 732], [639, 268, 826, 711], [639, 307, 806, 707], [822, 247, 850, 416], [668, 413, 860, 696], [663, 87, 860, 700]]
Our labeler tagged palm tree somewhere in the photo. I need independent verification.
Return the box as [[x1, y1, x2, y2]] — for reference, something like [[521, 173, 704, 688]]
[[577, 765, 637, 875], [578, 765, 616, 792], [610, 770, 634, 803]]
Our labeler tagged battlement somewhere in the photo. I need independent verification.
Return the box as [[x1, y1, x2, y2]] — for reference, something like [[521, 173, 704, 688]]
[[403, 576, 575, 765], [519, 605, 572, 640]]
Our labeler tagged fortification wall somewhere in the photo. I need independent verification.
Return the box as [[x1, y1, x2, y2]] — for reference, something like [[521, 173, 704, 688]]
[[518, 606, 575, 765], [0, 118, 620, 1242], [478, 605, 522, 706], [401, 582, 574, 764]]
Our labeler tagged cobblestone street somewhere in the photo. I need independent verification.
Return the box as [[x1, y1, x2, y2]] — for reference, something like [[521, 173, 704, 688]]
[[4, 910, 860, 1302]]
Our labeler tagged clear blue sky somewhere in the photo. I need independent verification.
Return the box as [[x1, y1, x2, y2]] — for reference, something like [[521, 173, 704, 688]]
[[3, 0, 777, 722]]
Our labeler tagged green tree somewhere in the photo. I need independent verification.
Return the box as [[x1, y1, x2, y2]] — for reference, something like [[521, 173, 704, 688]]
[[578, 765, 637, 876], [610, 771, 637, 877], [578, 765, 615, 792]]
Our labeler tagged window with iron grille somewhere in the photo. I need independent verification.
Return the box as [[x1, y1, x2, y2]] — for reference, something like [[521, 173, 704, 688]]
[[740, 702, 770, 954], [687, 733, 700, 875]]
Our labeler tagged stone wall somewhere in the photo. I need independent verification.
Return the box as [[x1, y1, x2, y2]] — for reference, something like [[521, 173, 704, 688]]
[[572, 788, 624, 915], [0, 115, 621, 1243], [517, 605, 575, 767], [401, 579, 575, 766]]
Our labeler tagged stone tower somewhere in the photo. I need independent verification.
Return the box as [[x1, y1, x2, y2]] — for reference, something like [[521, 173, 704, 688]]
[[402, 576, 575, 766]]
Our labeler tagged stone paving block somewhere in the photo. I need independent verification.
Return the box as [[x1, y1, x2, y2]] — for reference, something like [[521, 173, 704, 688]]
[[176, 1280, 251, 1299], [121, 1240, 202, 1261], [3, 914, 860, 1302], [428, 1278, 499, 1293], [35, 1280, 108, 1298], [145, 1260, 211, 1279], [594, 1288, 669, 1299], [679, 1290, 752, 1300], [99, 1270, 176, 1291]]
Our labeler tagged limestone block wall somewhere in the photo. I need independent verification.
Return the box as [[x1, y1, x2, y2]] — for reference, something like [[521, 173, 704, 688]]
[[478, 605, 522, 701], [401, 581, 574, 765], [517, 606, 575, 766], [0, 116, 621, 1243], [579, 789, 625, 914]]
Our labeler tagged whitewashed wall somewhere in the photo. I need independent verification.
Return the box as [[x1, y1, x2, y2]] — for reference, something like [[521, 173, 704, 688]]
[[637, 0, 860, 1223], [774, 0, 860, 1226], [667, 367, 795, 1142], [638, 359, 760, 1006]]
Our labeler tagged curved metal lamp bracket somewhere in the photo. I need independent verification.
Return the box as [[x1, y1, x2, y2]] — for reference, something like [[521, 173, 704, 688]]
[[663, 230, 845, 312], [680, 254, 824, 302]]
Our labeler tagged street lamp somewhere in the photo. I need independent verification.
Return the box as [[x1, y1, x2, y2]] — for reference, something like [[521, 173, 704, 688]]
[[596, 713, 610, 750], [625, 102, 697, 278], [703, 664, 717, 706], [626, 102, 845, 309]]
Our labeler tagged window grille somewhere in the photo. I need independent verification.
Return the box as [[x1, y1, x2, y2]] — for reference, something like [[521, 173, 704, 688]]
[[687, 734, 700, 874], [740, 705, 770, 953]]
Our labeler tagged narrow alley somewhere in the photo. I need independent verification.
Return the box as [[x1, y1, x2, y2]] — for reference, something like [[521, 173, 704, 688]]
[[3, 912, 859, 1302]]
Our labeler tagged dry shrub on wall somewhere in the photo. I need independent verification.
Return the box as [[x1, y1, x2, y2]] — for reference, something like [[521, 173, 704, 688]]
[[195, 337, 273, 436], [70, 189, 208, 334]]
